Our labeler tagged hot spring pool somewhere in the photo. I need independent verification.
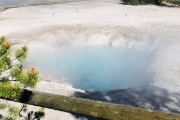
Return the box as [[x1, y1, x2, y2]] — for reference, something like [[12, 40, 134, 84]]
[[28, 46, 152, 91]]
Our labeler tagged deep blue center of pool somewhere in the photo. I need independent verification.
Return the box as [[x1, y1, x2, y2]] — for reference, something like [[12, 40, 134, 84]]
[[29, 46, 152, 91]]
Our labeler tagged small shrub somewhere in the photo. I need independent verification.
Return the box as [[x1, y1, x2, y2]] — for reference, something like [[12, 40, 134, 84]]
[[164, 0, 180, 5], [122, 0, 162, 5], [122, 0, 180, 5]]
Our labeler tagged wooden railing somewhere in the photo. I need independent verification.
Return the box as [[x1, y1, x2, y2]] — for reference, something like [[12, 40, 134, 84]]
[[7, 90, 180, 120]]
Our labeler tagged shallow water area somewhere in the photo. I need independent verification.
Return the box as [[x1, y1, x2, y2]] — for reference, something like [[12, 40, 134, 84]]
[[28, 46, 152, 91], [0, 0, 85, 7]]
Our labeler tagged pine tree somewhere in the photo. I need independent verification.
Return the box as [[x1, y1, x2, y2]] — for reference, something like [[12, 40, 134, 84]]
[[0, 36, 45, 120]]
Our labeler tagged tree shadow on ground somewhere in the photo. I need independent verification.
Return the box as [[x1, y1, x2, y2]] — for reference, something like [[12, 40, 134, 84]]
[[19, 89, 33, 103]]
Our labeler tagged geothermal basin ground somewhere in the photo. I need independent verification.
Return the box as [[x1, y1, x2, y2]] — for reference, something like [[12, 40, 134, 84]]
[[0, 0, 180, 119]]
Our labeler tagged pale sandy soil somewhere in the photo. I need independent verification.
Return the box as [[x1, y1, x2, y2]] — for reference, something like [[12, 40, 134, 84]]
[[34, 81, 84, 96], [0, 0, 180, 119], [0, 0, 179, 38]]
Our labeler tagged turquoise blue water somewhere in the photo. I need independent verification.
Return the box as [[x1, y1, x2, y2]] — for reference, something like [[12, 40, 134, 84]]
[[0, 0, 84, 7], [29, 46, 152, 91]]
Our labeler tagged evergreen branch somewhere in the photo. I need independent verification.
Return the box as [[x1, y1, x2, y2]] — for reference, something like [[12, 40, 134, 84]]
[[11, 54, 23, 61], [0, 50, 8, 57], [1, 66, 12, 73]]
